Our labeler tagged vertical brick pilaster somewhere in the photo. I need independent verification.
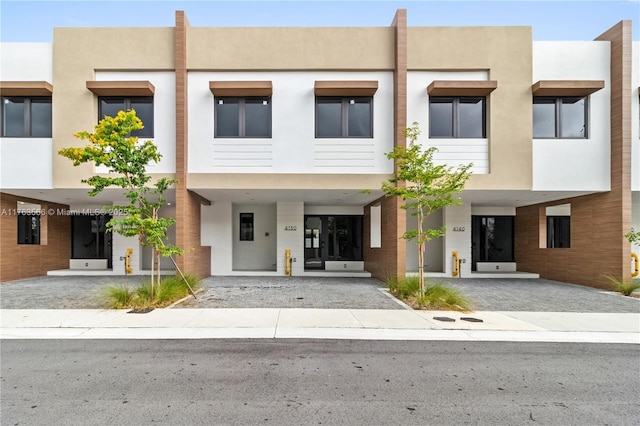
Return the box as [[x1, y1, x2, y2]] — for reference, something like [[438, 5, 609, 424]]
[[392, 9, 407, 152], [174, 11, 211, 278], [364, 9, 408, 281], [364, 196, 406, 281]]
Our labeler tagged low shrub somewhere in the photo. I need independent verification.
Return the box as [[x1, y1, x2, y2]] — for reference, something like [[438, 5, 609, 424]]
[[102, 274, 201, 309], [606, 276, 640, 297]]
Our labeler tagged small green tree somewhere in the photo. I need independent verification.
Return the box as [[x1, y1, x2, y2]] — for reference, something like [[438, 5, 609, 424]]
[[59, 110, 182, 300], [382, 122, 472, 295], [625, 229, 640, 245]]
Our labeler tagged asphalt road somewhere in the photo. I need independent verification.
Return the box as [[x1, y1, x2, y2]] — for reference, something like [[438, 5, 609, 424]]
[[2, 340, 638, 425]]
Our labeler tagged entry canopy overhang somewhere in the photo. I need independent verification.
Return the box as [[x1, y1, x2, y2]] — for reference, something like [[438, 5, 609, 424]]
[[0, 81, 53, 96], [209, 81, 273, 97], [86, 81, 155, 96], [314, 80, 379, 96], [427, 80, 497, 96], [532, 80, 605, 97]]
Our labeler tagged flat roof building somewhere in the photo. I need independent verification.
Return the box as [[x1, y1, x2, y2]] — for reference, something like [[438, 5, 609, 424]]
[[1, 10, 637, 290]]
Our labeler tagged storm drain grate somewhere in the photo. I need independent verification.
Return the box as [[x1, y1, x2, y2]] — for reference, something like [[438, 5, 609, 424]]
[[433, 316, 455, 322], [461, 317, 483, 323], [127, 307, 154, 314]]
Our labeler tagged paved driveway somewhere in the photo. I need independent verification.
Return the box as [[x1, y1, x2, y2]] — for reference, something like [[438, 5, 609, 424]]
[[177, 276, 402, 309], [438, 278, 640, 313], [0, 276, 401, 310], [1, 275, 638, 312]]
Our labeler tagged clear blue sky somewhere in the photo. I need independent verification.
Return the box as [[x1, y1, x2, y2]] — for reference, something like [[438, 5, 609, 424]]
[[0, 0, 638, 42]]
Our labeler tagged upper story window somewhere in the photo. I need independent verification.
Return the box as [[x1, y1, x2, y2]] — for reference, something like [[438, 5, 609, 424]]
[[1, 97, 52, 138], [429, 97, 486, 138], [530, 80, 604, 139], [316, 97, 373, 138], [215, 97, 271, 138], [533, 97, 587, 139], [313, 80, 377, 139], [99, 96, 154, 138]]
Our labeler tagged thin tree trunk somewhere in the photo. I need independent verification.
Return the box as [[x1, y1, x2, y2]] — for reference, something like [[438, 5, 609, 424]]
[[418, 210, 424, 297], [156, 248, 161, 297], [150, 248, 155, 301]]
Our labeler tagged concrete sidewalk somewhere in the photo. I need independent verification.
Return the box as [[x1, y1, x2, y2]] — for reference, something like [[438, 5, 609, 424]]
[[2, 308, 638, 344]]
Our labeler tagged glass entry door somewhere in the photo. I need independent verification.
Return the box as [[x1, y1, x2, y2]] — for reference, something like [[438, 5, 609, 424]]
[[471, 215, 514, 271], [304, 216, 325, 269], [71, 214, 112, 268], [304, 215, 363, 270]]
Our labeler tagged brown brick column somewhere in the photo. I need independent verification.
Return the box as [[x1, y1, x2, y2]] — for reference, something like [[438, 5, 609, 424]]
[[364, 196, 406, 281], [174, 11, 211, 278]]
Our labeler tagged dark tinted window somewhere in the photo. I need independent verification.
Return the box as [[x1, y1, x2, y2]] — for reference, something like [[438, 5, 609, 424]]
[[533, 96, 587, 139], [429, 97, 485, 138], [17, 214, 40, 244], [215, 97, 271, 138], [239, 213, 254, 241], [99, 97, 153, 138], [347, 98, 372, 137], [316, 97, 372, 138], [1, 97, 52, 138]]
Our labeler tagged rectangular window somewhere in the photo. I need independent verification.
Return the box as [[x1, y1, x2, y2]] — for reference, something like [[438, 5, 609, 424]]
[[429, 97, 485, 138], [370, 205, 381, 248], [1, 97, 52, 137], [215, 97, 271, 138], [17, 213, 40, 244], [99, 96, 154, 138], [316, 97, 372, 138], [239, 213, 254, 241], [533, 97, 587, 138], [547, 216, 570, 248]]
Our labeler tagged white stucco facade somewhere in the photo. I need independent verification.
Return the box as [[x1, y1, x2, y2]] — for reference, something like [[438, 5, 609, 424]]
[[532, 41, 611, 192], [0, 44, 53, 189], [188, 71, 394, 175], [407, 71, 490, 175]]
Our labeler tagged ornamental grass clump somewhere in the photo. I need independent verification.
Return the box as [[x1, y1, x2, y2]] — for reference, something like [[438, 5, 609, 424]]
[[102, 285, 137, 309], [418, 283, 471, 311], [102, 274, 201, 309], [387, 276, 472, 311], [606, 276, 640, 297]]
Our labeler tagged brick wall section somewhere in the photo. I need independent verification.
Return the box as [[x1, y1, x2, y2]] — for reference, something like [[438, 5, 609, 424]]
[[173, 11, 211, 279], [364, 196, 406, 281], [515, 21, 632, 290], [176, 190, 211, 279], [516, 193, 629, 289], [1, 193, 71, 282]]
